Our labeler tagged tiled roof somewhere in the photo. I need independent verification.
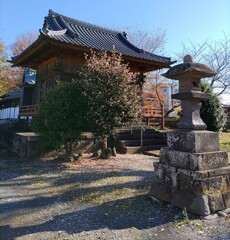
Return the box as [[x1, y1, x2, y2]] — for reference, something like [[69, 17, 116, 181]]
[[0, 90, 21, 102], [38, 10, 172, 64]]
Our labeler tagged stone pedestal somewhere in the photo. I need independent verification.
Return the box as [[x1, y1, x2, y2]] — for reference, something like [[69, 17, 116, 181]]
[[150, 130, 230, 215]]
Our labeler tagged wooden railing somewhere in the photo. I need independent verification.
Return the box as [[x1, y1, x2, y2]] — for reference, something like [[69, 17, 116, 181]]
[[19, 105, 38, 116], [142, 106, 164, 129]]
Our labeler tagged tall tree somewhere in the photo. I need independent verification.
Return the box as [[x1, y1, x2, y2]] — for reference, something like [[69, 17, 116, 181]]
[[11, 31, 37, 56], [127, 27, 172, 120], [0, 41, 7, 95], [0, 40, 22, 95], [143, 72, 167, 110], [0, 31, 37, 95]]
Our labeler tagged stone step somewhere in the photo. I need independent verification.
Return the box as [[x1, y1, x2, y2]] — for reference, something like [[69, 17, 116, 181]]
[[121, 139, 166, 147], [115, 128, 159, 134], [114, 123, 148, 131], [115, 129, 167, 154], [117, 132, 165, 140], [142, 150, 161, 157], [125, 145, 167, 154]]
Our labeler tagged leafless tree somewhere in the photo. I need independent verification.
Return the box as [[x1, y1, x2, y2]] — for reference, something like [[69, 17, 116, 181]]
[[126, 27, 180, 118], [175, 34, 230, 96], [126, 27, 167, 54], [11, 30, 38, 56]]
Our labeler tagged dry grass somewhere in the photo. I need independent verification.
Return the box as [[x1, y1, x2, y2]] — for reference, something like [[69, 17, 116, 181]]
[[60, 154, 154, 205], [219, 131, 230, 161]]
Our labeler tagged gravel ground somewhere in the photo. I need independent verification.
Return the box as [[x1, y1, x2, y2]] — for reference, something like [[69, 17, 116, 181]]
[[0, 153, 230, 240]]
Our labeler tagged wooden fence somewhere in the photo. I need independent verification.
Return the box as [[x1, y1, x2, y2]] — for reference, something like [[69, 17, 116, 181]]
[[142, 106, 164, 129]]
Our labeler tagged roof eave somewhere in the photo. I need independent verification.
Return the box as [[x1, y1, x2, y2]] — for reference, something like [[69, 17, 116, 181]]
[[41, 36, 173, 67], [10, 33, 47, 67], [11, 33, 173, 70]]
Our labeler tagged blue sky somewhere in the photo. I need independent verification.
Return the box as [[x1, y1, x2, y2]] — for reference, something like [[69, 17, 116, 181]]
[[0, 0, 229, 103], [0, 0, 229, 56]]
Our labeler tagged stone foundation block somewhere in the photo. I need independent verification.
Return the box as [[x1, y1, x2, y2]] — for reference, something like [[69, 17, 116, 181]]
[[178, 171, 192, 190], [159, 148, 191, 169], [160, 148, 228, 171], [222, 190, 230, 208], [178, 169, 225, 194], [208, 193, 225, 212], [154, 170, 177, 188], [204, 166, 230, 178], [171, 190, 210, 216], [167, 130, 219, 153], [226, 174, 230, 189], [149, 181, 172, 203], [191, 176, 224, 195], [153, 163, 177, 187]]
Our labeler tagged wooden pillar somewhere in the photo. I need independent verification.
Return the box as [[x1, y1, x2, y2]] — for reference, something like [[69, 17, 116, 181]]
[[160, 105, 165, 130]]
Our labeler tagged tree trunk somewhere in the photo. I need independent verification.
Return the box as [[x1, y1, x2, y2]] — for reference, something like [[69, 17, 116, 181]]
[[65, 141, 73, 157], [69, 140, 73, 156], [65, 142, 69, 157], [102, 136, 108, 151]]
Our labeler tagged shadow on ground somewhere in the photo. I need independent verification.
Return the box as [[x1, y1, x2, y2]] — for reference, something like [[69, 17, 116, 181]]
[[0, 195, 181, 240], [0, 153, 185, 240]]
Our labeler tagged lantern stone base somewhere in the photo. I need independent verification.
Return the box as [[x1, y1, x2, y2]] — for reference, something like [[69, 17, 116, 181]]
[[167, 130, 219, 153], [150, 132, 230, 215]]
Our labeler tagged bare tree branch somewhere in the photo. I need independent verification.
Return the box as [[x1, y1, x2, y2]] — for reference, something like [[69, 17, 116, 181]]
[[126, 27, 167, 54], [174, 33, 230, 96]]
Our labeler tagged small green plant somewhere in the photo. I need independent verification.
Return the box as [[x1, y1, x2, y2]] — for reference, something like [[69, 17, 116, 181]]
[[174, 208, 191, 226], [182, 207, 190, 221], [174, 208, 203, 232]]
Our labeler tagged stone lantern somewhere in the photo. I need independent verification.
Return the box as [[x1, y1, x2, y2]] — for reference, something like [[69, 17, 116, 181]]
[[150, 55, 230, 216], [162, 55, 215, 130]]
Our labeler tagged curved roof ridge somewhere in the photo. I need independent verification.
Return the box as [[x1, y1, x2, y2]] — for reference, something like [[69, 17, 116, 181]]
[[147, 51, 171, 62], [55, 15, 79, 38], [46, 14, 63, 31], [49, 9, 121, 36], [118, 32, 143, 54], [46, 29, 67, 36], [118, 32, 172, 62]]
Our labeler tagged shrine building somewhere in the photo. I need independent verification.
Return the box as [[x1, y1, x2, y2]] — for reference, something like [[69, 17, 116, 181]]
[[11, 10, 174, 117]]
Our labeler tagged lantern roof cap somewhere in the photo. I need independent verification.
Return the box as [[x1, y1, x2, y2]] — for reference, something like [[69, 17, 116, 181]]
[[162, 55, 217, 80]]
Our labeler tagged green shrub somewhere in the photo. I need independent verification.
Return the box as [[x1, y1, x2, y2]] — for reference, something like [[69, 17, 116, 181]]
[[32, 81, 88, 156], [200, 82, 227, 131]]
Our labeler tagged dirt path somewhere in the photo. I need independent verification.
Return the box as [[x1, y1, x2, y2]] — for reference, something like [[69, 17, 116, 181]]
[[0, 154, 229, 240]]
